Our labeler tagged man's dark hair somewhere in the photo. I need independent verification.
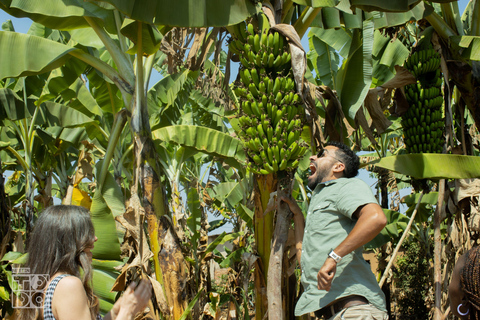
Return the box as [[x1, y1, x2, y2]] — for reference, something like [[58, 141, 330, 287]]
[[326, 141, 359, 178]]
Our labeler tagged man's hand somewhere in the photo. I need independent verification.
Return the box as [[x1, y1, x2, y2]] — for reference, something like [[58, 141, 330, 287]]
[[317, 257, 337, 291], [279, 194, 305, 265], [280, 195, 303, 217]]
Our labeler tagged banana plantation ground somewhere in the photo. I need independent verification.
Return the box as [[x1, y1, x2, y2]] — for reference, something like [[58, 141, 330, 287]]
[[1, 0, 480, 319]]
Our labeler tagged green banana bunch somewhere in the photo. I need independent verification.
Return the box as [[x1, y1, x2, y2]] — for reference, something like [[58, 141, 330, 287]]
[[231, 13, 308, 175], [402, 45, 444, 154]]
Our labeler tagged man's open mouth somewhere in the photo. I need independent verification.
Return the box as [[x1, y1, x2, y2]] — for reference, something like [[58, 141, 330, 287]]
[[309, 163, 316, 174]]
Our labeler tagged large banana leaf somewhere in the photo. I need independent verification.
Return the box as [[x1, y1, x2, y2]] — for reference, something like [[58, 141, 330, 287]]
[[37, 58, 88, 105], [207, 179, 250, 208], [40, 101, 95, 127], [451, 35, 480, 61], [120, 18, 163, 55], [0, 0, 114, 30], [336, 20, 374, 121], [0, 31, 75, 79], [349, 0, 421, 12], [90, 160, 124, 260], [0, 88, 34, 122], [368, 154, 480, 179], [97, 0, 257, 27], [310, 2, 430, 29], [93, 267, 118, 314], [152, 125, 246, 169]]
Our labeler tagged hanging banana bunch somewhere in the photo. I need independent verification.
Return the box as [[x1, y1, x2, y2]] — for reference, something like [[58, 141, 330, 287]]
[[229, 14, 307, 174], [402, 46, 444, 154]]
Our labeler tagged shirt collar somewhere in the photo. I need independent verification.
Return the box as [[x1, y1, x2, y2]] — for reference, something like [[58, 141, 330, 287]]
[[313, 177, 345, 193]]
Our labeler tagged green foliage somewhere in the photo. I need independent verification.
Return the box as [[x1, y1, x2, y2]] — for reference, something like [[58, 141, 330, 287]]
[[393, 237, 433, 319]]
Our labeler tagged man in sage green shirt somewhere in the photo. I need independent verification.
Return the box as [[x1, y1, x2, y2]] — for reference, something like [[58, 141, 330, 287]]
[[283, 141, 388, 319]]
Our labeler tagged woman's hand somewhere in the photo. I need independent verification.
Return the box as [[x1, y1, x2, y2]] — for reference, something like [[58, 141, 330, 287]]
[[112, 279, 152, 320]]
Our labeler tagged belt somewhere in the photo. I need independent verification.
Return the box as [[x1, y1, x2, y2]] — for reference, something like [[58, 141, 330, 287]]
[[314, 295, 369, 319]]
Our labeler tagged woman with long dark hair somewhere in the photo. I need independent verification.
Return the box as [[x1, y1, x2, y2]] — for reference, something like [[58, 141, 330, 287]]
[[20, 205, 151, 320], [449, 246, 480, 319]]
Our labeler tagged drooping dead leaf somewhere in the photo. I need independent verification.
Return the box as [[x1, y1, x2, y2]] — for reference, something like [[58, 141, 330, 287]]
[[271, 24, 305, 94], [111, 266, 128, 292], [381, 66, 416, 89], [379, 88, 393, 110], [74, 147, 94, 185], [147, 274, 170, 316], [193, 28, 220, 71], [317, 86, 355, 140], [306, 81, 326, 148], [186, 28, 206, 67], [355, 106, 378, 147], [391, 87, 410, 116], [115, 194, 153, 274], [262, 4, 276, 27], [468, 204, 480, 232], [270, 24, 319, 132], [364, 88, 392, 134], [454, 179, 480, 203], [12, 230, 24, 253]]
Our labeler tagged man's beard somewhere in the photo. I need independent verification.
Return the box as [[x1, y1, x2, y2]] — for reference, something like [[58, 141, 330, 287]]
[[307, 167, 326, 191]]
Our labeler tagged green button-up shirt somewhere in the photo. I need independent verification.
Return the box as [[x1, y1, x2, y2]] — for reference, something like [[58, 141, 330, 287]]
[[294, 177, 386, 316]]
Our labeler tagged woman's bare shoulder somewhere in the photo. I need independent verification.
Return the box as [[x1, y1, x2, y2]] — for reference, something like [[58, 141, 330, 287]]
[[54, 275, 85, 295], [52, 275, 91, 320]]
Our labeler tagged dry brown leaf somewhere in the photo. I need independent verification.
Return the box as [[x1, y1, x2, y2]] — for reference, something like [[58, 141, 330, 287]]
[[227, 301, 237, 320], [270, 24, 305, 94], [390, 86, 410, 116], [147, 274, 170, 316], [381, 66, 416, 89], [111, 267, 128, 292], [186, 28, 206, 67], [364, 88, 392, 134], [454, 179, 480, 203], [324, 99, 341, 142], [193, 28, 220, 71], [317, 86, 355, 140], [355, 107, 377, 147], [468, 203, 480, 232], [262, 4, 276, 27]]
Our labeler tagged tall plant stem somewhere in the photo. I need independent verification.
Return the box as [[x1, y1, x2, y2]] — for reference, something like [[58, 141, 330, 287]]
[[434, 179, 446, 320], [379, 192, 424, 287]]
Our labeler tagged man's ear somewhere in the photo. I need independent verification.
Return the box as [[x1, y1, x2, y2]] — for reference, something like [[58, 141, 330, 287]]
[[332, 162, 345, 174]]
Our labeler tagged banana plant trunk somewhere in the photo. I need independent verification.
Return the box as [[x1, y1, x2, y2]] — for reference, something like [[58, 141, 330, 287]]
[[140, 159, 188, 319], [267, 185, 293, 320], [131, 25, 188, 318], [254, 174, 277, 319]]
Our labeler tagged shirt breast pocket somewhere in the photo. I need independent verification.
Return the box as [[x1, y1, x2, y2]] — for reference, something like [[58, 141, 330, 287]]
[[308, 201, 333, 231]]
